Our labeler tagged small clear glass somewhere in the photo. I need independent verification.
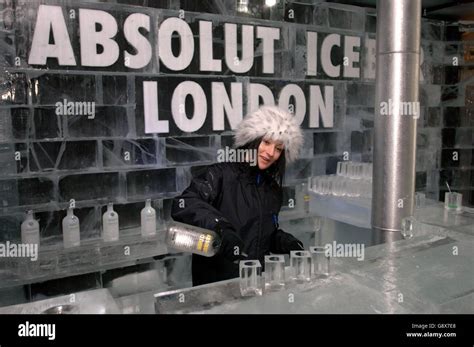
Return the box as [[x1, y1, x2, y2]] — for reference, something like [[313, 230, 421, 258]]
[[327, 176, 335, 196], [444, 192, 462, 213], [264, 255, 286, 291], [307, 177, 314, 192], [353, 163, 363, 179], [239, 260, 263, 296], [320, 177, 328, 195], [333, 177, 343, 196], [312, 216, 322, 232], [362, 163, 372, 180], [337, 161, 343, 176], [415, 192, 426, 209], [290, 251, 312, 283], [310, 246, 330, 278], [313, 216, 323, 246], [341, 161, 350, 177], [346, 162, 355, 178], [337, 161, 348, 176], [401, 216, 415, 239], [313, 177, 321, 193], [345, 179, 354, 197], [313, 177, 322, 194]]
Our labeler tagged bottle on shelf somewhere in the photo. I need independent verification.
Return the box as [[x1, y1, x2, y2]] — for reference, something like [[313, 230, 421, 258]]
[[141, 199, 156, 237], [21, 210, 40, 246], [102, 202, 119, 242], [62, 207, 80, 248]]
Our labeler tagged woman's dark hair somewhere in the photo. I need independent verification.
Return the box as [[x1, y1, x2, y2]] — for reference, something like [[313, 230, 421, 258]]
[[237, 137, 286, 187]]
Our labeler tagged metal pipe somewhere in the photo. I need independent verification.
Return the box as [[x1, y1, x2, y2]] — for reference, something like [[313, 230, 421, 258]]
[[371, 0, 421, 232]]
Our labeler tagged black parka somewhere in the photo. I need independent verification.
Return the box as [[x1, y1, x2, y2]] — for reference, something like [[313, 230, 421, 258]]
[[171, 162, 292, 286]]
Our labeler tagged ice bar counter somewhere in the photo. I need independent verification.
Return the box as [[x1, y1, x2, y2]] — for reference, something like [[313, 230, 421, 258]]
[[1, 193, 471, 315], [151, 198, 474, 314]]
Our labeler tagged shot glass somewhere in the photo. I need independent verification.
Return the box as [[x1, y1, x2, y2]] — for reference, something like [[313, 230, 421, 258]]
[[362, 163, 372, 180], [332, 177, 343, 196], [314, 176, 323, 194], [346, 162, 355, 179], [264, 255, 286, 291], [415, 192, 426, 209], [337, 162, 348, 177], [345, 179, 355, 197], [341, 161, 350, 177], [401, 216, 415, 239], [326, 176, 335, 196], [308, 176, 314, 192], [239, 260, 263, 296], [290, 251, 312, 283], [444, 192, 462, 213], [312, 216, 322, 232], [353, 163, 363, 179], [310, 246, 330, 278]]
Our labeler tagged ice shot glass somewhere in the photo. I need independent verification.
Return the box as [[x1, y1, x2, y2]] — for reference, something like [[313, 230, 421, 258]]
[[239, 260, 263, 296], [264, 255, 286, 291], [310, 246, 330, 278], [290, 251, 312, 283]]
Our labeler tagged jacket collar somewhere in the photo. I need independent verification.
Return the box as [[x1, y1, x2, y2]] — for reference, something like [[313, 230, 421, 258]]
[[235, 162, 274, 185]]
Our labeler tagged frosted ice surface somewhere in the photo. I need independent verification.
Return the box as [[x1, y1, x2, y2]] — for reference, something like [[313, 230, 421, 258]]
[[0, 288, 120, 314]]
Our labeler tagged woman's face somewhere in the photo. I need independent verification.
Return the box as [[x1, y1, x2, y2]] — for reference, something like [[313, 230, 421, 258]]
[[257, 138, 284, 170]]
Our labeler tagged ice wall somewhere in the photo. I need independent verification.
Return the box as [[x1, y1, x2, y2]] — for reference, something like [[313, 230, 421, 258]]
[[0, 0, 472, 301]]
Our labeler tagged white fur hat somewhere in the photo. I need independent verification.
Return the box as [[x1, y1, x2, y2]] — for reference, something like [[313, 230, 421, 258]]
[[233, 106, 303, 164]]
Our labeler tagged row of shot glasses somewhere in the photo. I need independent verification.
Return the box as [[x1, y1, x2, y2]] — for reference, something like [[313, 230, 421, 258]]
[[239, 246, 331, 296]]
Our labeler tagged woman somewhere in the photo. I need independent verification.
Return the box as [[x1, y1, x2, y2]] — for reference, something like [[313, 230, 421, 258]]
[[171, 106, 305, 286]]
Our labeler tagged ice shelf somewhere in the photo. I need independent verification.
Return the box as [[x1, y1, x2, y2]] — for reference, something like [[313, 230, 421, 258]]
[[0, 228, 168, 290]]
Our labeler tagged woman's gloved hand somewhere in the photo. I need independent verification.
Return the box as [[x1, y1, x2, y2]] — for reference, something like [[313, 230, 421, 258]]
[[214, 220, 246, 262], [271, 229, 305, 254]]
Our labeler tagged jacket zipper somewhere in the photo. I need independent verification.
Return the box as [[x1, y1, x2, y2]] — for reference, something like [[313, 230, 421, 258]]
[[255, 174, 263, 258]]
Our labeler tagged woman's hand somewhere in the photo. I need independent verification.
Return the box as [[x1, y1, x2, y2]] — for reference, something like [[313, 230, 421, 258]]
[[214, 220, 246, 262], [271, 229, 305, 254]]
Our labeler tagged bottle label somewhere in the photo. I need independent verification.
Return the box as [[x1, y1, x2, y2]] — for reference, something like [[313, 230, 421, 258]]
[[23, 226, 38, 233], [66, 226, 80, 242], [142, 218, 156, 236], [67, 221, 79, 228], [196, 234, 212, 254], [22, 232, 39, 244]]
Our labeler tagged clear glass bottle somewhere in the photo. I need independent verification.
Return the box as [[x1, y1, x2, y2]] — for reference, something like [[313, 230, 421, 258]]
[[62, 207, 80, 248], [141, 199, 156, 237], [21, 210, 40, 246], [102, 203, 119, 242], [295, 182, 310, 214], [165, 221, 221, 257]]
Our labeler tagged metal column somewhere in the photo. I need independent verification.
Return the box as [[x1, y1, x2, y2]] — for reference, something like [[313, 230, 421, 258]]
[[371, 0, 421, 232]]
